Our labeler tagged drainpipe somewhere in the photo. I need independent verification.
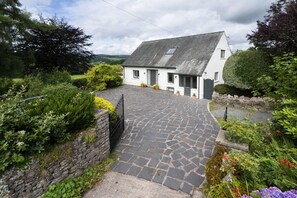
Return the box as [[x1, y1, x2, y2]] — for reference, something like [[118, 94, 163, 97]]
[[198, 76, 200, 99]]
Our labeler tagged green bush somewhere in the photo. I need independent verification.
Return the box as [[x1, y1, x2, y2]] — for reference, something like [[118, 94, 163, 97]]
[[86, 63, 123, 91], [35, 83, 95, 133], [223, 50, 271, 90], [0, 90, 67, 172], [22, 74, 44, 97], [222, 119, 269, 151], [44, 70, 72, 85], [273, 99, 297, 139], [72, 78, 88, 89], [0, 78, 14, 96], [214, 84, 253, 97]]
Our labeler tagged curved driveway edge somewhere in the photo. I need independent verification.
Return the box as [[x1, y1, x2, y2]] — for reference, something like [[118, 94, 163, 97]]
[[97, 85, 220, 195]]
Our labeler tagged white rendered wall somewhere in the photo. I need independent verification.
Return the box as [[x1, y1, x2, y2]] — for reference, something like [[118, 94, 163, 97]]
[[123, 67, 147, 86], [201, 33, 232, 98], [123, 67, 176, 89]]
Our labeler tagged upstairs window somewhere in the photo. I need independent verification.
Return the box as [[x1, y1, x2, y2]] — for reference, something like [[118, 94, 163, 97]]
[[166, 47, 176, 55], [214, 72, 219, 81], [221, 50, 226, 59], [133, 70, 139, 79], [168, 73, 174, 83]]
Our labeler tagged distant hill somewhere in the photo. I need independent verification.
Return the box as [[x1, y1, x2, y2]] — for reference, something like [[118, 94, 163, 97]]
[[92, 54, 129, 65]]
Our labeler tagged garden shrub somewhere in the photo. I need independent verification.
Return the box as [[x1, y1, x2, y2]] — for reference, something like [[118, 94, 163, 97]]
[[205, 144, 230, 186], [86, 63, 123, 91], [23, 74, 45, 97], [214, 84, 253, 97], [222, 119, 269, 152], [94, 97, 115, 113], [72, 78, 88, 89], [0, 89, 67, 172], [94, 96, 118, 125], [223, 49, 271, 90], [273, 99, 297, 139], [44, 70, 72, 85], [34, 83, 95, 133], [0, 78, 13, 96]]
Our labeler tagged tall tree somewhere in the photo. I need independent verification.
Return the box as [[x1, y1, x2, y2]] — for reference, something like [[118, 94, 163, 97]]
[[0, 0, 43, 77], [20, 17, 93, 74], [247, 0, 297, 55]]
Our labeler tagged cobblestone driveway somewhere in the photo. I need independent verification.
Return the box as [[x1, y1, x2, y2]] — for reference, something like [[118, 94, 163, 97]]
[[97, 85, 219, 195]]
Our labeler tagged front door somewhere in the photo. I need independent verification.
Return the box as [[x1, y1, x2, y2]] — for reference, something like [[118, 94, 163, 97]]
[[184, 76, 191, 96], [148, 70, 158, 86]]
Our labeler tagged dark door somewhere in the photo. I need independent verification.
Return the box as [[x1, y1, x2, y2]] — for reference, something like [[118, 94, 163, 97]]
[[184, 76, 191, 96], [150, 70, 157, 85], [204, 79, 214, 99]]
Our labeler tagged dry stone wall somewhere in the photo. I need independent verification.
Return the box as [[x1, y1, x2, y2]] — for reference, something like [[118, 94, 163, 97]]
[[212, 92, 272, 112], [0, 110, 110, 198]]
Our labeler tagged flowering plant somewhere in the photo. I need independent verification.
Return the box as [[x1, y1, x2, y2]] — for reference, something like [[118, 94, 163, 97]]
[[241, 187, 297, 198]]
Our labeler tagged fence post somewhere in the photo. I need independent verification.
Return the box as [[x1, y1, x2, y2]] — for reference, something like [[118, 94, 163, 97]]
[[122, 94, 125, 130], [223, 106, 228, 122]]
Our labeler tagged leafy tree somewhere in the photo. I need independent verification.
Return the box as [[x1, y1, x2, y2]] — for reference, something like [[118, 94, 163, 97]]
[[86, 63, 123, 91], [0, 0, 36, 77], [20, 17, 93, 74], [257, 53, 297, 100], [223, 49, 271, 90], [247, 0, 297, 55], [257, 53, 297, 139]]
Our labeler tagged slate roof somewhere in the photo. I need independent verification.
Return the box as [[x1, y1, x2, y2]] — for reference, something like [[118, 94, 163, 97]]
[[123, 31, 224, 76]]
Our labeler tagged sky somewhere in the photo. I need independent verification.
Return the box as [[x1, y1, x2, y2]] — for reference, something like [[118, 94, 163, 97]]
[[19, 0, 275, 55]]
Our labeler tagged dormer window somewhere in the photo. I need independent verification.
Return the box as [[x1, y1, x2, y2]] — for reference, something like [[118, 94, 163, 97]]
[[166, 47, 176, 55]]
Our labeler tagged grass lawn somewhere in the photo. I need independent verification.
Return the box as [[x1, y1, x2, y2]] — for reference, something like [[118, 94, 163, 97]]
[[13, 74, 86, 82], [71, 74, 86, 80], [12, 78, 23, 83]]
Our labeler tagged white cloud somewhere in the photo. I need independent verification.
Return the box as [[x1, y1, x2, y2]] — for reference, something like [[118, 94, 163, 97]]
[[20, 0, 274, 54]]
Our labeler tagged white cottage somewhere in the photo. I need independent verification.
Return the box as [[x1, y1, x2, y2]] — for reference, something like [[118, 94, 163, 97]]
[[122, 31, 232, 99]]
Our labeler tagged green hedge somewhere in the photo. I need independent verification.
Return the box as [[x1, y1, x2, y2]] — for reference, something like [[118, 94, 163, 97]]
[[214, 84, 253, 97]]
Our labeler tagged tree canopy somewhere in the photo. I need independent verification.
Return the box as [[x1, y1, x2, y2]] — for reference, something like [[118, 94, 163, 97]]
[[20, 17, 93, 74], [223, 49, 272, 90], [247, 0, 297, 55], [0, 0, 35, 77]]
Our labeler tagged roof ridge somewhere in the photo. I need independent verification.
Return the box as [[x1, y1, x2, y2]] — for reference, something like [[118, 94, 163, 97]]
[[143, 31, 224, 44]]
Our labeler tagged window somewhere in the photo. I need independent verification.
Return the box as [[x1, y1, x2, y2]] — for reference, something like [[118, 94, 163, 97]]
[[192, 76, 197, 88], [133, 70, 139, 79], [168, 73, 174, 83], [221, 50, 226, 59], [214, 72, 219, 81], [179, 75, 197, 88], [166, 47, 176, 55], [179, 75, 184, 87]]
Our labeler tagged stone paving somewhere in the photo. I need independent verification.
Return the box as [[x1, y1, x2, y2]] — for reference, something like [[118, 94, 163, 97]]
[[97, 85, 220, 195]]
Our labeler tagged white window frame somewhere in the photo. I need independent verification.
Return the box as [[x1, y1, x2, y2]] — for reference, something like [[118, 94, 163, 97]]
[[133, 70, 139, 79], [214, 72, 219, 82]]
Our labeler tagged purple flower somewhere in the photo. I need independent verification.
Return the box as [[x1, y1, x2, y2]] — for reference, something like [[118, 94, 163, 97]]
[[252, 187, 297, 198], [283, 189, 297, 198]]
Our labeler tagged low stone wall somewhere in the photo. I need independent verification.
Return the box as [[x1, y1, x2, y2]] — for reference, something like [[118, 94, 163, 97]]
[[212, 92, 271, 112], [1, 110, 110, 198]]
